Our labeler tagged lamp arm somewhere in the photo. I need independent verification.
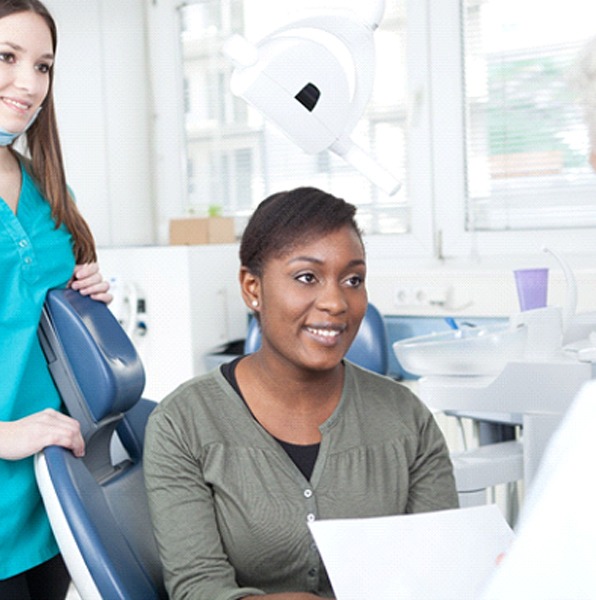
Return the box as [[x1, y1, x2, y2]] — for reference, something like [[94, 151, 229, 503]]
[[331, 136, 401, 196]]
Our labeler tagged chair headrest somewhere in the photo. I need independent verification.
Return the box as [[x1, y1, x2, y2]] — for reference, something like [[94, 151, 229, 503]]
[[42, 289, 145, 423]]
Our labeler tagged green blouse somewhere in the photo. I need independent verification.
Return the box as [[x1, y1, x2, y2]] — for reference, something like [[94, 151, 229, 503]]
[[145, 361, 459, 600], [0, 162, 74, 580]]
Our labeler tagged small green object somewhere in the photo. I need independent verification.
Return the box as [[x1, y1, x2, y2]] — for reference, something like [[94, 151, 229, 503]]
[[208, 204, 222, 218]]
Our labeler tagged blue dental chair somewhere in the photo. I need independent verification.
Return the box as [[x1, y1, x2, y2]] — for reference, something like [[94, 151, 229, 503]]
[[34, 289, 166, 600], [244, 302, 390, 375]]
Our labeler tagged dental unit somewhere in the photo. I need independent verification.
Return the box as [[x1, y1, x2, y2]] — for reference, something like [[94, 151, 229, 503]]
[[394, 248, 596, 498]]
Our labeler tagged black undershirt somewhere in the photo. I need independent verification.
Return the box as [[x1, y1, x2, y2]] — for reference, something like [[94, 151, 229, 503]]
[[220, 357, 320, 481]]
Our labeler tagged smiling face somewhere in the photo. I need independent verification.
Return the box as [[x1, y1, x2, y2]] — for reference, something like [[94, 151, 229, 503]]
[[242, 225, 368, 374], [0, 11, 53, 134]]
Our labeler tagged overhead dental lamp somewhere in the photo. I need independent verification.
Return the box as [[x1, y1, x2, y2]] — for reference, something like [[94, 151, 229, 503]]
[[222, 0, 400, 196]]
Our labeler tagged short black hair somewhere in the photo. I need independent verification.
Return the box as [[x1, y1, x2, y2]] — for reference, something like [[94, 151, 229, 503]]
[[240, 187, 363, 276]]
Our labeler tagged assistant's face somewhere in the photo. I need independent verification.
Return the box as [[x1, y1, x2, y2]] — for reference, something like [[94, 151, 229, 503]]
[[256, 225, 367, 373], [0, 11, 52, 134]]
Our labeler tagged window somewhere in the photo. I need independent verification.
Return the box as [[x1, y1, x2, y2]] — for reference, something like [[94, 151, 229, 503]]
[[429, 0, 596, 256], [170, 0, 409, 234], [463, 0, 596, 232]]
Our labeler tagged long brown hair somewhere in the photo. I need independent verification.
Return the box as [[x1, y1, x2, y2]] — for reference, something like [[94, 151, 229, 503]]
[[2, 0, 96, 263]]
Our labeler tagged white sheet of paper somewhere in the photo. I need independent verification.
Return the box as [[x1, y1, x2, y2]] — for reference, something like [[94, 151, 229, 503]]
[[308, 504, 514, 600]]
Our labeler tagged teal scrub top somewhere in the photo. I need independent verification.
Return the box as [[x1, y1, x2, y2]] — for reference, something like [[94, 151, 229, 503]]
[[0, 162, 75, 580]]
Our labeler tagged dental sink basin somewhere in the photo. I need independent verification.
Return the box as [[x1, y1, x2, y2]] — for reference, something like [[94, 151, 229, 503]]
[[393, 324, 527, 377]]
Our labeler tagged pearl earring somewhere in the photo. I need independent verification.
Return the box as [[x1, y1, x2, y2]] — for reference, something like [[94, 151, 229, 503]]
[[252, 300, 258, 308]]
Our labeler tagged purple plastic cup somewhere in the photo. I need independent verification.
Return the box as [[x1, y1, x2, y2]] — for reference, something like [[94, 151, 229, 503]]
[[514, 268, 549, 311]]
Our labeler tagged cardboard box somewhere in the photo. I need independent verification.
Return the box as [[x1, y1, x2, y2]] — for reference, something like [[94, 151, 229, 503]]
[[169, 217, 235, 245]]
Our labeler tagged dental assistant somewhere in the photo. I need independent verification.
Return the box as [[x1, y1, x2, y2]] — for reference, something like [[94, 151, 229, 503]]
[[0, 1, 111, 598], [145, 187, 458, 600]]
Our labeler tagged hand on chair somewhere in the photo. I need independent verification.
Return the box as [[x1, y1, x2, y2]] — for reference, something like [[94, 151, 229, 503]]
[[0, 409, 85, 460], [69, 262, 113, 304]]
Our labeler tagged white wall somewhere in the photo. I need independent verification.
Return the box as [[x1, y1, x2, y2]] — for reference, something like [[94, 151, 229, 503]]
[[44, 0, 155, 247]]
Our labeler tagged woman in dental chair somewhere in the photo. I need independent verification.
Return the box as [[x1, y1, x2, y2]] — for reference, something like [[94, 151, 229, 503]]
[[144, 187, 458, 600], [0, 1, 111, 598]]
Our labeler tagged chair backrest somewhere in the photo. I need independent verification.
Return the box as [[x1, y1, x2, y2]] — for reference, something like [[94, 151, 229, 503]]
[[244, 302, 389, 374], [35, 289, 166, 600]]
